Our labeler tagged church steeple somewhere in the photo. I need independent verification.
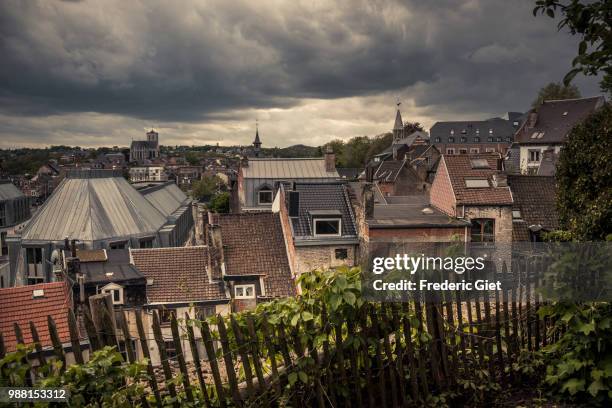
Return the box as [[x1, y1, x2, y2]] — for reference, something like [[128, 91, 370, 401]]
[[393, 102, 404, 143], [252, 121, 262, 157]]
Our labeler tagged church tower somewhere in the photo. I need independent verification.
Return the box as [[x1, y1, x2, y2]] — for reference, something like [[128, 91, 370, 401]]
[[252, 122, 262, 157], [393, 104, 404, 144]]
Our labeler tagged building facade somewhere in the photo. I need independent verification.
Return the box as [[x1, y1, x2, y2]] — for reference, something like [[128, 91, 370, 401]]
[[130, 130, 160, 163]]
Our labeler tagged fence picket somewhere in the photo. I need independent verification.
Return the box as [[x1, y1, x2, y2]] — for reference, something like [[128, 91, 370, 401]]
[[217, 315, 242, 407], [29, 321, 47, 368], [47, 315, 66, 372], [67, 310, 84, 364], [201, 319, 227, 408], [184, 313, 212, 408], [135, 309, 162, 408], [151, 310, 178, 406], [170, 312, 194, 403]]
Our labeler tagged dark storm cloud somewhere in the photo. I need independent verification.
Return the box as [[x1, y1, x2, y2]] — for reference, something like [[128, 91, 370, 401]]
[[0, 0, 601, 129]]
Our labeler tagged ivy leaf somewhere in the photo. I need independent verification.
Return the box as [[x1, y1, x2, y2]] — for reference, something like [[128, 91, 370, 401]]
[[301, 311, 314, 322], [298, 371, 309, 384], [290, 314, 300, 327], [336, 275, 348, 290], [288, 372, 298, 386], [329, 294, 342, 311], [343, 291, 356, 306], [561, 378, 585, 396], [587, 379, 605, 397], [579, 321, 595, 335]]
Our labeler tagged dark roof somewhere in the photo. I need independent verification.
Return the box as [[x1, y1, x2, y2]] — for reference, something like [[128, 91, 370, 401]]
[[537, 149, 559, 176], [0, 181, 24, 201], [130, 246, 227, 304], [72, 249, 145, 285], [0, 282, 72, 352], [508, 175, 559, 232], [336, 168, 362, 180], [515, 96, 604, 145], [370, 194, 470, 229], [374, 159, 406, 182], [213, 213, 295, 298], [504, 146, 521, 175], [130, 140, 158, 149], [430, 117, 516, 144], [283, 182, 357, 238], [443, 154, 513, 206]]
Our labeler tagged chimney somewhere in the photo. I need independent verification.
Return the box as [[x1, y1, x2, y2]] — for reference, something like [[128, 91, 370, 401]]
[[209, 224, 225, 275], [288, 191, 300, 217], [324, 146, 335, 172], [70, 239, 78, 258], [496, 157, 504, 171], [362, 183, 375, 218], [527, 111, 538, 128]]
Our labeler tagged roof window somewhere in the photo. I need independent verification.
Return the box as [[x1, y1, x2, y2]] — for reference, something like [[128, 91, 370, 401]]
[[465, 179, 490, 188], [470, 158, 490, 169]]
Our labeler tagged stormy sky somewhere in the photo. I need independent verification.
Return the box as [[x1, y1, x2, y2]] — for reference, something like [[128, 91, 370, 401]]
[[0, 0, 602, 148]]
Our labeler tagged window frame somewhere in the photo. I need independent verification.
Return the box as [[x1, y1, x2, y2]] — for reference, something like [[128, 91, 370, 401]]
[[446, 148, 456, 155], [257, 189, 273, 205], [234, 284, 256, 299], [470, 219, 495, 243], [528, 149, 541, 162], [313, 218, 342, 237], [335, 248, 348, 260], [101, 283, 124, 305]]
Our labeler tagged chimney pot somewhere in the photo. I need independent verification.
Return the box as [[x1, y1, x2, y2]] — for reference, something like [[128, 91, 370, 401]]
[[324, 146, 336, 172]]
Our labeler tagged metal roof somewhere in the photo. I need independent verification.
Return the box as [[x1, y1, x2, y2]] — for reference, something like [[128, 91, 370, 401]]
[[139, 182, 190, 217], [0, 181, 24, 201], [242, 158, 339, 179], [21, 170, 167, 243]]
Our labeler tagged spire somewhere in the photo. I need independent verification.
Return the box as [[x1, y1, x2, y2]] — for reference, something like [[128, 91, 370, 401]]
[[393, 102, 403, 130], [253, 121, 261, 148]]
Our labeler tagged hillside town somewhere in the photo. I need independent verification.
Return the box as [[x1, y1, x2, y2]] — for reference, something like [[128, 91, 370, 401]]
[[0, 94, 605, 364]]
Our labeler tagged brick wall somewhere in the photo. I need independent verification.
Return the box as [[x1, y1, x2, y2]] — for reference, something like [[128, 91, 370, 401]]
[[275, 187, 299, 279], [369, 227, 465, 241], [464, 206, 513, 243], [294, 245, 356, 275], [430, 157, 456, 217]]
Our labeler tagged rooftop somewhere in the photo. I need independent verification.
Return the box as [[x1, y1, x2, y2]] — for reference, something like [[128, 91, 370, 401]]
[[508, 175, 559, 240], [71, 249, 145, 285], [0, 181, 24, 201], [241, 158, 339, 179], [139, 181, 190, 217], [130, 246, 227, 304], [212, 212, 296, 298], [0, 282, 72, 352]]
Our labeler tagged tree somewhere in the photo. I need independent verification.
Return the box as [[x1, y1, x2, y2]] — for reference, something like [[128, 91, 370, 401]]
[[555, 104, 611, 240], [534, 0, 611, 96], [532, 82, 581, 108], [191, 175, 222, 201], [185, 151, 200, 165], [209, 192, 230, 213]]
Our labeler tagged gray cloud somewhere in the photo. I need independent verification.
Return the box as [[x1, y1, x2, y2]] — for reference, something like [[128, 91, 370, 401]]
[[0, 0, 602, 147]]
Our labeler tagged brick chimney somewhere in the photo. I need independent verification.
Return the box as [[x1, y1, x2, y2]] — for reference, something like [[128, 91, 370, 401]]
[[325, 145, 335, 172], [362, 183, 375, 218]]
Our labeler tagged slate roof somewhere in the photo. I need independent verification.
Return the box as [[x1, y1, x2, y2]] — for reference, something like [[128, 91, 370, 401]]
[[73, 249, 145, 285], [537, 150, 559, 176], [21, 170, 167, 243], [212, 213, 296, 298], [0, 282, 72, 352], [139, 181, 190, 217], [369, 193, 470, 229], [283, 182, 358, 238], [508, 175, 559, 241], [515, 96, 604, 145], [430, 117, 516, 144], [130, 140, 158, 149], [336, 168, 362, 180], [130, 246, 227, 304], [242, 158, 339, 179], [443, 154, 513, 206], [0, 181, 24, 201], [374, 159, 406, 182]]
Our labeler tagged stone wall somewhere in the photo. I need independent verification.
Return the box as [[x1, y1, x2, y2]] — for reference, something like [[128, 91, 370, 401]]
[[294, 245, 356, 275]]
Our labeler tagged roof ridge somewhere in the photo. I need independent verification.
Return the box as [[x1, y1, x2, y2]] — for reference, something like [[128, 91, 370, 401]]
[[543, 95, 603, 103]]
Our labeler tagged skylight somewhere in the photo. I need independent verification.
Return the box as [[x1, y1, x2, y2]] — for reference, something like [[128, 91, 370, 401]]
[[470, 158, 490, 169], [465, 179, 490, 188]]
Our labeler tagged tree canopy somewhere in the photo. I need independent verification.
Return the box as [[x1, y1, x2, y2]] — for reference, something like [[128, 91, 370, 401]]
[[191, 175, 222, 201], [555, 104, 611, 240], [532, 82, 581, 108]]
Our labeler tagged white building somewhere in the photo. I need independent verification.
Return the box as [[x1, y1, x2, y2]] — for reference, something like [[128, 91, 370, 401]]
[[129, 166, 167, 182]]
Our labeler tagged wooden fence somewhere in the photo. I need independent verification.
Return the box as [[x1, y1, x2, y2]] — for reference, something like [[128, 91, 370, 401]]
[[1, 267, 558, 407]]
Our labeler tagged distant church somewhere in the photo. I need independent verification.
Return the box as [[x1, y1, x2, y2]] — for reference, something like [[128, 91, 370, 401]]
[[252, 124, 262, 157], [130, 129, 160, 163]]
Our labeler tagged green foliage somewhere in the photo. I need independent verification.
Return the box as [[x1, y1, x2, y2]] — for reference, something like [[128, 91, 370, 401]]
[[555, 104, 612, 240], [208, 192, 230, 213], [191, 175, 223, 201], [539, 302, 612, 404], [0, 344, 34, 387], [323, 133, 394, 168], [184, 151, 200, 165], [531, 81, 581, 108], [534, 0, 612, 95], [39, 346, 149, 407]]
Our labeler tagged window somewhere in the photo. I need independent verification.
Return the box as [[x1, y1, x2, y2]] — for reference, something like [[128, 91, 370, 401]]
[[235, 284, 256, 299], [460, 137, 467, 143], [446, 148, 455, 155], [512, 210, 522, 219], [109, 241, 127, 250], [461, 129, 467, 134], [470, 148, 480, 154], [165, 340, 177, 360], [159, 308, 174, 325], [139, 237, 154, 248], [489, 129, 493, 134], [448, 137, 455, 143], [434, 137, 441, 143], [335, 248, 348, 260], [258, 189, 273, 204], [1, 231, 7, 256], [450, 129, 455, 135], [487, 137, 493, 142], [196, 305, 216, 320], [471, 219, 495, 242], [505, 137, 512, 143], [101, 284, 124, 305], [485, 148, 495, 153], [528, 150, 541, 162], [465, 179, 489, 188], [0, 203, 5, 227], [459, 149, 468, 154], [314, 219, 341, 236], [473, 137, 480, 142], [496, 137, 502, 142], [26, 247, 44, 284]]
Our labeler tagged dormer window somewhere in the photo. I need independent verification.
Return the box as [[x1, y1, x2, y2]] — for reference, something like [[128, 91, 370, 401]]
[[101, 283, 124, 305], [314, 219, 341, 236], [258, 187, 273, 204], [448, 137, 455, 143], [450, 129, 455, 135], [235, 284, 256, 299]]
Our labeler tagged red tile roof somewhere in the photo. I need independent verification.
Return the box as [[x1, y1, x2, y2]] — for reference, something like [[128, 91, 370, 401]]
[[212, 213, 296, 298], [130, 246, 228, 304], [0, 282, 72, 352], [443, 154, 513, 206]]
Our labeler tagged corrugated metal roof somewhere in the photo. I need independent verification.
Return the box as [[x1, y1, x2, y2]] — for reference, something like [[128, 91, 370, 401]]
[[0, 182, 24, 201], [242, 158, 339, 179], [140, 182, 189, 216], [21, 171, 167, 243]]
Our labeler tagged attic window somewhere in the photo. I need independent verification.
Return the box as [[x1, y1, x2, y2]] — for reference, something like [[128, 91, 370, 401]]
[[258, 189, 273, 204], [474, 137, 481, 142], [32, 289, 45, 298], [512, 210, 522, 219], [531, 132, 545, 139], [465, 179, 490, 188], [489, 129, 493, 134], [105, 272, 114, 278], [562, 111, 568, 116], [314, 218, 341, 237], [235, 284, 256, 299], [476, 129, 480, 134], [470, 158, 490, 169], [461, 129, 467, 134], [421, 207, 434, 215], [146, 278, 154, 286], [450, 129, 455, 135]]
